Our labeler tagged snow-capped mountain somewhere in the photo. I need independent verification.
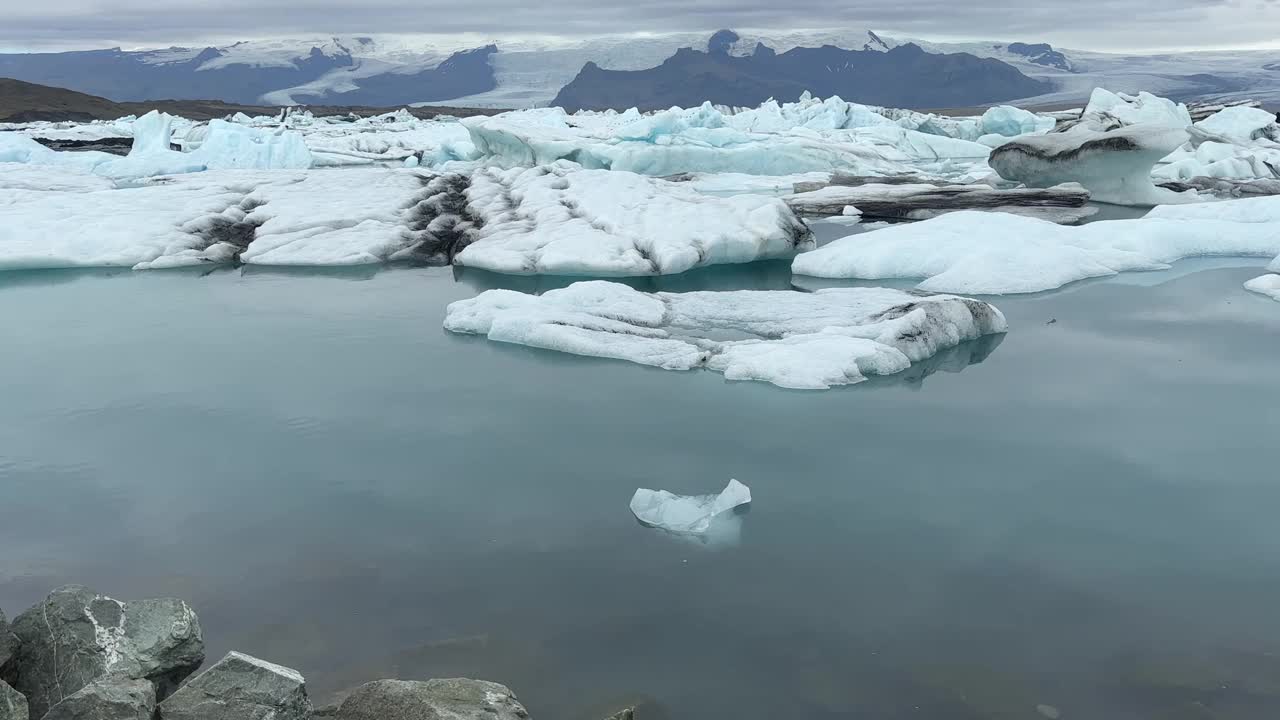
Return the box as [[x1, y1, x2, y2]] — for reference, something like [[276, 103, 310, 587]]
[[1, 29, 1277, 110]]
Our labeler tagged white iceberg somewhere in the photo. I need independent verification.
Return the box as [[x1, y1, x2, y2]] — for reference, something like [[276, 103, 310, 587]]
[[1187, 106, 1280, 147], [1244, 273, 1280, 301], [792, 202, 1280, 295], [0, 175, 245, 271], [0, 167, 434, 271], [1077, 89, 1192, 131], [455, 161, 813, 275], [0, 111, 312, 179], [630, 479, 752, 535], [783, 181, 1094, 224], [443, 281, 1007, 389], [463, 100, 990, 178], [1244, 253, 1280, 302], [989, 123, 1192, 206], [190, 119, 313, 171], [0, 162, 815, 273], [978, 105, 1055, 138], [299, 115, 476, 167]]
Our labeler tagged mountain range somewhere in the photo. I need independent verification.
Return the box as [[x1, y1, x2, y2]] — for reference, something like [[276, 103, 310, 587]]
[[2, 29, 1278, 112]]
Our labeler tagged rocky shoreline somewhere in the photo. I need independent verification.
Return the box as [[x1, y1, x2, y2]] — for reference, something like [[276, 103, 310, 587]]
[[1, 586, 627, 720]]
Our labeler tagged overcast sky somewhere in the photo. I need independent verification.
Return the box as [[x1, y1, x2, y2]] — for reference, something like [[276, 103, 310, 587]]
[[1, 0, 1278, 53]]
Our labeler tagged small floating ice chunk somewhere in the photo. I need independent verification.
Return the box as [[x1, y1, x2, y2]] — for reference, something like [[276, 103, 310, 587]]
[[630, 479, 752, 535], [1245, 273, 1280, 301]]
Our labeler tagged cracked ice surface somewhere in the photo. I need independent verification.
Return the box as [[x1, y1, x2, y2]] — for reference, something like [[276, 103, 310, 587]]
[[455, 161, 813, 275], [443, 281, 1006, 389], [0, 162, 814, 273]]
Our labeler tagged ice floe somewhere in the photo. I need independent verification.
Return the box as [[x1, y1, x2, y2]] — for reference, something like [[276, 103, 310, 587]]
[[792, 201, 1280, 294], [453, 161, 813, 275], [442, 280, 1007, 389], [1244, 272, 1280, 301], [784, 179, 1094, 224], [989, 124, 1192, 206], [0, 161, 813, 273], [1154, 107, 1280, 183], [630, 479, 752, 536]]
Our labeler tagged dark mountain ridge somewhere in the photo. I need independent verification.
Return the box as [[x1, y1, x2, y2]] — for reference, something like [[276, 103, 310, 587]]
[[0, 43, 496, 106], [0, 78, 504, 124], [552, 42, 1052, 111]]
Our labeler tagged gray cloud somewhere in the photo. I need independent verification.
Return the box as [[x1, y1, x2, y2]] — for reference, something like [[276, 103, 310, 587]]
[[1, 0, 1278, 52]]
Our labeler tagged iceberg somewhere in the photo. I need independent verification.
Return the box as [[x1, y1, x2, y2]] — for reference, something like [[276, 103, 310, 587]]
[[1187, 106, 1280, 147], [630, 479, 752, 535], [0, 175, 245, 270], [467, 113, 913, 177], [0, 162, 812, 273], [299, 115, 476, 167], [784, 181, 1094, 224], [989, 124, 1192, 206], [978, 105, 1055, 138], [463, 100, 990, 178], [454, 161, 813, 275], [1050, 89, 1192, 134], [1155, 141, 1280, 183], [189, 119, 313, 171], [792, 203, 1280, 294], [1154, 107, 1280, 184], [443, 281, 1007, 389], [1244, 272, 1280, 301], [0, 111, 312, 179], [0, 167, 436, 271]]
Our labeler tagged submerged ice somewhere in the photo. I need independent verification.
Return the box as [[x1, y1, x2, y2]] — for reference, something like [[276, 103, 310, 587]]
[[442, 281, 1007, 389]]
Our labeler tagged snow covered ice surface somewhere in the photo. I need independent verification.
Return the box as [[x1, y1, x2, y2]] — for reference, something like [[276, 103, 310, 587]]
[[442, 281, 1007, 389], [0, 160, 813, 273], [455, 162, 813, 275], [1155, 106, 1280, 183], [630, 479, 752, 538], [0, 168, 434, 270], [793, 198, 1280, 295]]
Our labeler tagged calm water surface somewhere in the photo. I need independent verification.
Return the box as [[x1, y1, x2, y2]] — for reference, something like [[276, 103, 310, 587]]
[[2, 260, 1278, 720]]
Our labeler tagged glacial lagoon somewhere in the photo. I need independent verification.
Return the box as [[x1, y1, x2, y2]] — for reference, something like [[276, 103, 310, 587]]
[[2, 259, 1278, 719]]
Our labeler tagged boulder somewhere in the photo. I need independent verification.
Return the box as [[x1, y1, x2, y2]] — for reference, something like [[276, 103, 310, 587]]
[[0, 609, 16, 670], [41, 678, 155, 720], [0, 680, 27, 720], [157, 651, 311, 720], [335, 678, 529, 720], [590, 696, 670, 720], [0, 586, 203, 718]]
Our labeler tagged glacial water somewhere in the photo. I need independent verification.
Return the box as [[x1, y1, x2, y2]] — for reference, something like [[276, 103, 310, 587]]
[[2, 260, 1278, 720]]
